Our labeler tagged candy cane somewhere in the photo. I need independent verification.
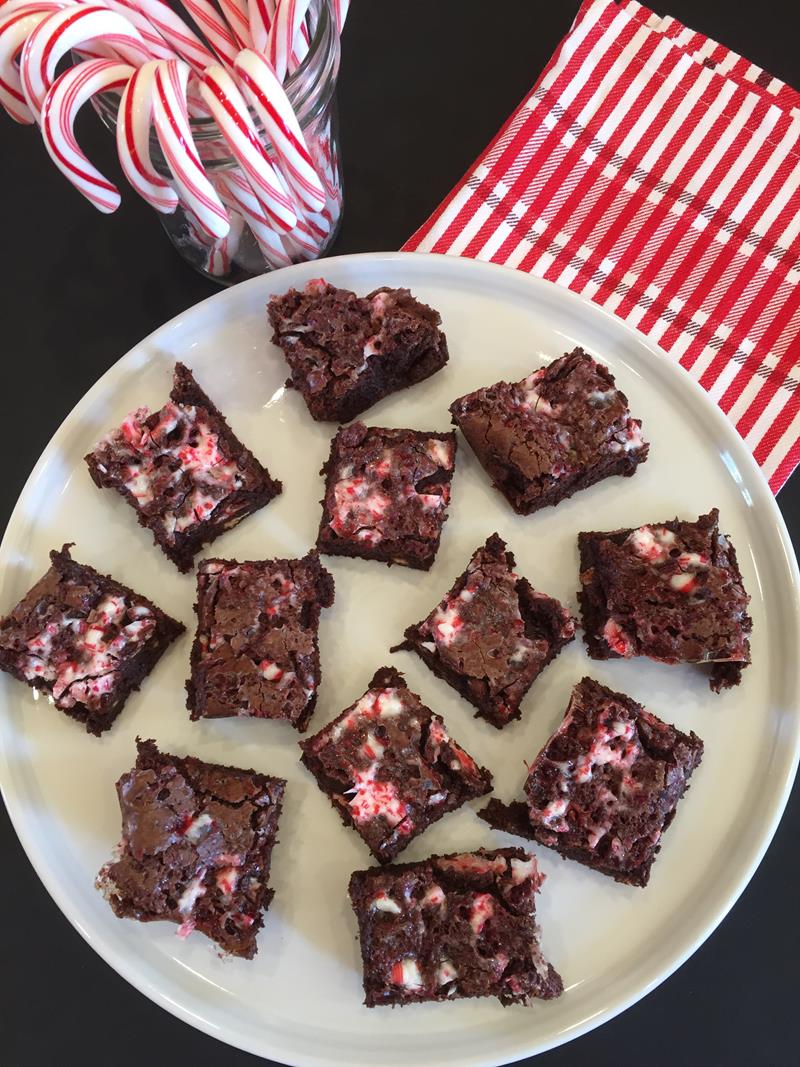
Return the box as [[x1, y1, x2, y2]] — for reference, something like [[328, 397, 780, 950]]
[[215, 169, 293, 269], [0, 2, 67, 123], [97, 0, 174, 60], [206, 207, 243, 276], [217, 0, 250, 50], [40, 56, 134, 211], [116, 59, 178, 212], [20, 5, 148, 114], [197, 62, 296, 232], [113, 0, 214, 72], [152, 58, 229, 239], [248, 0, 274, 54], [181, 0, 238, 68], [234, 48, 325, 212], [331, 0, 348, 34], [268, 0, 312, 83]]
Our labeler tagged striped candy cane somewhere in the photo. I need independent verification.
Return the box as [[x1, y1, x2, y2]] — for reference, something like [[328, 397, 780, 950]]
[[20, 5, 149, 114], [215, 169, 293, 269], [198, 62, 297, 232], [268, 0, 312, 83], [0, 1, 68, 123], [331, 0, 348, 34], [217, 0, 250, 50], [152, 58, 230, 238], [113, 0, 215, 72], [116, 59, 178, 212], [181, 0, 238, 68], [40, 56, 134, 211], [234, 47, 325, 213], [97, 0, 175, 60], [248, 0, 274, 54]]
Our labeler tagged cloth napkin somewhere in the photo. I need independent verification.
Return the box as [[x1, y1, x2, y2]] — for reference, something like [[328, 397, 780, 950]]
[[404, 0, 800, 493]]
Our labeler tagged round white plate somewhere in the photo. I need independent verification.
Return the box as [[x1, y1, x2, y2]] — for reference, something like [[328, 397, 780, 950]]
[[1, 252, 798, 1066]]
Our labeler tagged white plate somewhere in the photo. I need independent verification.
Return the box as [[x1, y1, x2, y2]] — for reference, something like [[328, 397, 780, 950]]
[[1, 252, 799, 1066]]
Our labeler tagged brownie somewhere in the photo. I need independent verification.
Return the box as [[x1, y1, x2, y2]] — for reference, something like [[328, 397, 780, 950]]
[[0, 545, 184, 735], [578, 508, 752, 692], [86, 362, 282, 572], [96, 739, 285, 958], [348, 847, 562, 1007], [186, 552, 335, 731], [299, 666, 492, 863], [449, 348, 648, 514], [267, 279, 449, 422], [393, 534, 575, 729], [316, 421, 456, 570], [480, 677, 704, 888]]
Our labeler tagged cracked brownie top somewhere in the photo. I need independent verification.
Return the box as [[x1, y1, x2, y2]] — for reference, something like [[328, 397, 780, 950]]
[[97, 738, 285, 958]]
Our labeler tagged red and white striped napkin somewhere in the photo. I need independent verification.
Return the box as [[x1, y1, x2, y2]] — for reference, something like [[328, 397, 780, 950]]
[[404, 0, 800, 493]]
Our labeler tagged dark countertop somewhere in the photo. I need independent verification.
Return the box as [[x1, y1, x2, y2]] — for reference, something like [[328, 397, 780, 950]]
[[1, 2, 797, 1064]]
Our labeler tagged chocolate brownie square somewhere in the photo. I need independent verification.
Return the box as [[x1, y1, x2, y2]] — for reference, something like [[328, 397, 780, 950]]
[[480, 677, 704, 887], [578, 509, 752, 692], [0, 545, 184, 735], [299, 666, 492, 863], [97, 739, 285, 958], [348, 847, 563, 1006], [449, 348, 648, 514], [267, 279, 449, 422], [316, 421, 456, 570], [186, 552, 334, 731], [86, 362, 282, 572], [393, 534, 575, 728]]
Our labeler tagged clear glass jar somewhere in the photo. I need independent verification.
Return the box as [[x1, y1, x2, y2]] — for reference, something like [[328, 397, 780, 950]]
[[95, 0, 342, 284]]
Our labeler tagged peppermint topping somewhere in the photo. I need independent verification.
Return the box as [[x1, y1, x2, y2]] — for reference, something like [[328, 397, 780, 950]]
[[326, 426, 454, 551], [177, 871, 207, 915], [391, 957, 423, 989], [426, 438, 454, 469], [370, 892, 402, 914], [603, 618, 634, 656], [432, 605, 462, 643], [510, 857, 537, 884], [216, 867, 239, 897], [182, 813, 214, 842], [347, 764, 409, 828], [626, 525, 676, 563], [437, 959, 458, 985], [422, 884, 445, 908], [469, 893, 495, 934], [20, 592, 156, 711], [98, 401, 244, 543]]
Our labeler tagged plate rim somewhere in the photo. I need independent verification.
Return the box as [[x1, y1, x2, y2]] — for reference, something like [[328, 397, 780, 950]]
[[1, 250, 799, 1065]]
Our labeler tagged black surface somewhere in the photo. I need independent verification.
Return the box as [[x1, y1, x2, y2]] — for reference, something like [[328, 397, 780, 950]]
[[0, 1, 797, 1064]]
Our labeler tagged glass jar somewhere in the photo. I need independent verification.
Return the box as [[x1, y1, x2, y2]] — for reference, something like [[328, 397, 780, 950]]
[[95, 0, 342, 284]]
